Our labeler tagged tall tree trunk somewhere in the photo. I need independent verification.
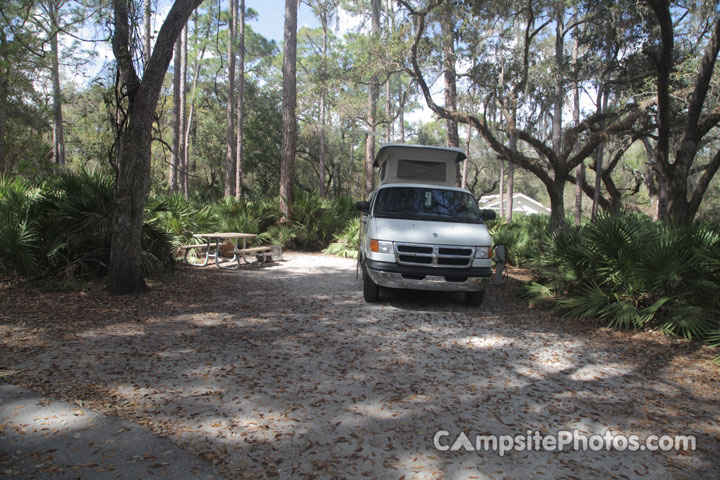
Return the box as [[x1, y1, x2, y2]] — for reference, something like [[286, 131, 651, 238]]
[[505, 135, 515, 222], [144, 0, 152, 60], [676, 16, 720, 219], [49, 0, 65, 165], [0, 60, 6, 175], [504, 21, 524, 222], [107, 0, 201, 294], [441, 4, 458, 148], [279, 0, 298, 219], [170, 35, 181, 193], [462, 126, 470, 189], [180, 25, 188, 197], [499, 159, 505, 219], [572, 12, 582, 225], [495, 59, 505, 219], [591, 86, 606, 221], [235, 0, 245, 198], [551, 1, 565, 227], [641, 137, 662, 219], [224, 0, 237, 198], [318, 10, 328, 197], [0, 27, 6, 174], [385, 80, 392, 143], [384, 0, 393, 143], [575, 159, 585, 224], [349, 138, 358, 198], [364, 0, 381, 198], [398, 85, 405, 143], [185, 11, 208, 199], [648, 0, 675, 222], [319, 93, 327, 196], [441, 2, 459, 184], [649, 1, 720, 222], [552, 2, 563, 156], [548, 176, 567, 231]]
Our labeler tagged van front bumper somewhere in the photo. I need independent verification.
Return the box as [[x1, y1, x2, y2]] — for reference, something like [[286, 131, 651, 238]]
[[363, 259, 491, 292]]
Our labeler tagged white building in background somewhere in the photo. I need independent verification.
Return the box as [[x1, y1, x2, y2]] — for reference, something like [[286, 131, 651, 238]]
[[479, 192, 551, 216]]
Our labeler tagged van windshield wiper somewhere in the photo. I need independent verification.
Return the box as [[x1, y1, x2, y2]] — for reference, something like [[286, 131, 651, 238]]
[[375, 212, 425, 220], [421, 214, 481, 224]]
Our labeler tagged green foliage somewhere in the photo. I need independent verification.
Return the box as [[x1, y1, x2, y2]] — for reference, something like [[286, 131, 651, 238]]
[[0, 176, 42, 274], [521, 210, 720, 350], [145, 191, 355, 254], [0, 171, 176, 279], [265, 223, 298, 248], [147, 193, 216, 245], [707, 330, 720, 364], [261, 190, 355, 250], [213, 196, 283, 242], [323, 217, 360, 259], [489, 214, 553, 266]]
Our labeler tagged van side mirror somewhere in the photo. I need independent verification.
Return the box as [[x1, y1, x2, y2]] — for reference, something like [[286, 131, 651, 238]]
[[480, 209, 496, 220], [355, 201, 370, 213]]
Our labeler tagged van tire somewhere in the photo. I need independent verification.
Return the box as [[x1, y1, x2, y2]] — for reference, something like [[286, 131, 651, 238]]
[[465, 289, 485, 307], [363, 270, 380, 302]]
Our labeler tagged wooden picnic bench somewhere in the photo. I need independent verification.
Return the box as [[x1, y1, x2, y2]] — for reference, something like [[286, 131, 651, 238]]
[[182, 233, 281, 269], [234, 246, 274, 264]]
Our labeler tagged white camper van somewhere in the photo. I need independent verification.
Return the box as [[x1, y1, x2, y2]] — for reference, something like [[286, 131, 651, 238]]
[[356, 143, 496, 306]]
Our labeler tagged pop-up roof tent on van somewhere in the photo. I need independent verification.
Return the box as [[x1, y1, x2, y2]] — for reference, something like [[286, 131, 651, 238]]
[[373, 143, 466, 187]]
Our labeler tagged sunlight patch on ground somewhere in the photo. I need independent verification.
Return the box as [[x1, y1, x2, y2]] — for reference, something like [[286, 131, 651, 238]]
[[569, 363, 634, 381], [73, 324, 145, 338], [2, 398, 96, 435], [441, 334, 515, 350], [529, 345, 580, 373], [347, 399, 413, 421]]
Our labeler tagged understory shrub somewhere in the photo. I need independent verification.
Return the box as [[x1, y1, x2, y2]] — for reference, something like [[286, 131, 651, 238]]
[[213, 196, 282, 241], [521, 210, 720, 357], [489, 214, 553, 265], [0, 172, 175, 279], [323, 217, 360, 259], [0, 176, 42, 274], [269, 190, 355, 250], [148, 193, 216, 246]]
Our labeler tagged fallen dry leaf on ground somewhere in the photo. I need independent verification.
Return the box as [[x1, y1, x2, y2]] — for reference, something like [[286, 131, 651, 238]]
[[1, 252, 718, 478]]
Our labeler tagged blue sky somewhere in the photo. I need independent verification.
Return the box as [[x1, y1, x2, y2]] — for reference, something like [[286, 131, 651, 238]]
[[249, 1, 321, 43]]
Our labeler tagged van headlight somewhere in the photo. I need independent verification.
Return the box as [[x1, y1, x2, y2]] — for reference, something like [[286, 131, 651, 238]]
[[474, 246, 492, 259], [370, 239, 394, 254]]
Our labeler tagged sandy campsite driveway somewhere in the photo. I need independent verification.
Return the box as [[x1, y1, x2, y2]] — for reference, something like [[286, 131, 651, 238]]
[[1, 252, 719, 479]]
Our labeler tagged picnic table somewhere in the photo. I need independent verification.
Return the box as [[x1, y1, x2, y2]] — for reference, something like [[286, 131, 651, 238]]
[[181, 232, 273, 270]]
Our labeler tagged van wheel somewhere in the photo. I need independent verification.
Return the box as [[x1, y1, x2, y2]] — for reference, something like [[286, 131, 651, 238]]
[[465, 289, 485, 307], [363, 270, 380, 302]]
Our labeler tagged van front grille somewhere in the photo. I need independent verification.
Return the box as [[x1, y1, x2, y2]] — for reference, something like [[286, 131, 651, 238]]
[[395, 243, 474, 268]]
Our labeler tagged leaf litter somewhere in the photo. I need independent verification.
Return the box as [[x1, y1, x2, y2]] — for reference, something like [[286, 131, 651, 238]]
[[1, 252, 719, 479]]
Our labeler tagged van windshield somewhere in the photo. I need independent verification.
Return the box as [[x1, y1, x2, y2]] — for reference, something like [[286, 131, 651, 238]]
[[373, 187, 482, 223]]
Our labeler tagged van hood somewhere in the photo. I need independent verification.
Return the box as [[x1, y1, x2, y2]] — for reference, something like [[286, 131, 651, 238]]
[[373, 218, 492, 246]]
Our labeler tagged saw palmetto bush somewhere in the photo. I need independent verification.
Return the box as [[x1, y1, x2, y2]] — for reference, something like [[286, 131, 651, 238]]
[[323, 217, 360, 259], [523, 210, 720, 348], [0, 171, 176, 279], [213, 196, 282, 246], [148, 193, 216, 246], [0, 176, 42, 274], [37, 170, 115, 276], [489, 214, 553, 266], [275, 190, 355, 250]]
